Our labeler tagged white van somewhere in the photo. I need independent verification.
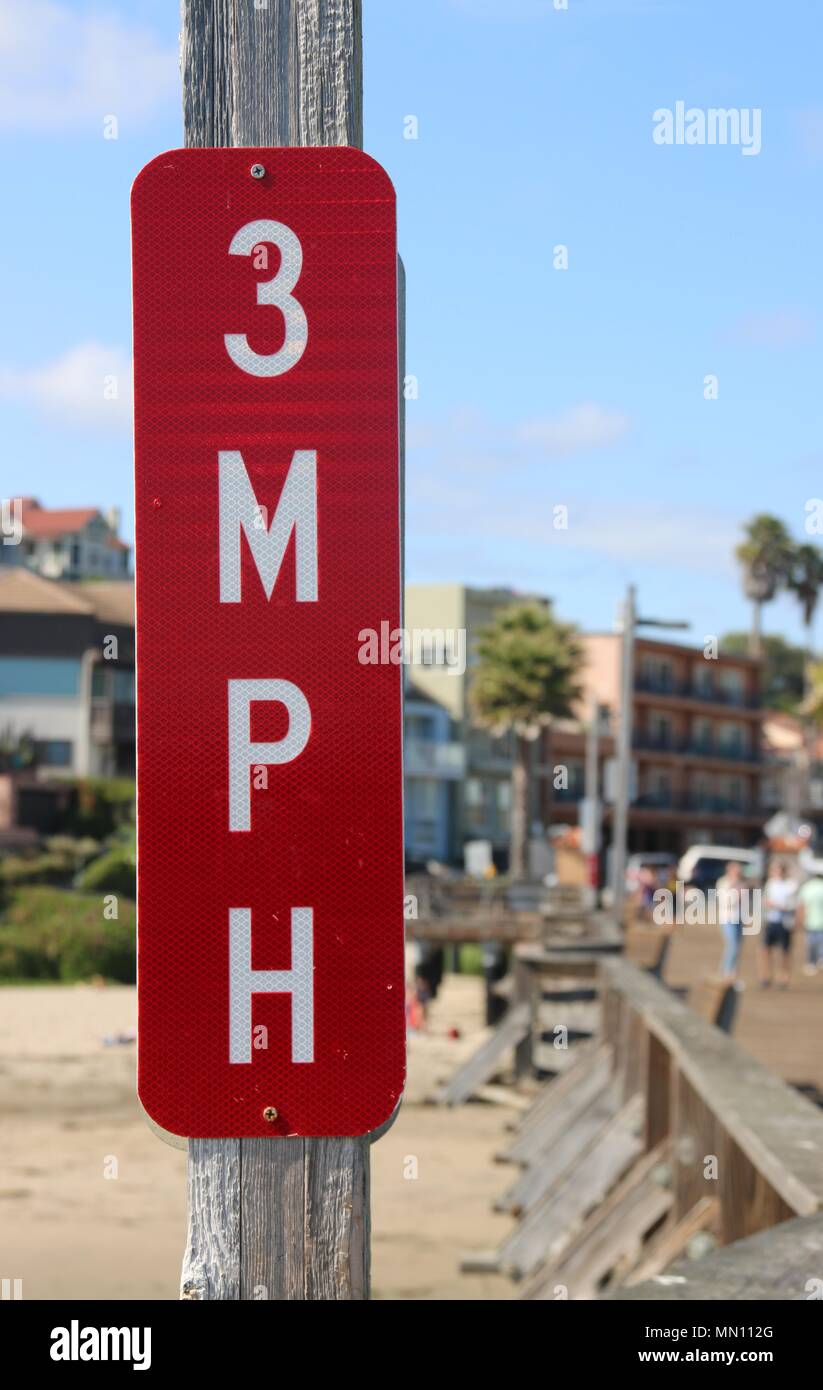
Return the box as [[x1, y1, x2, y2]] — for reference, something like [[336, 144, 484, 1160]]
[[677, 844, 759, 889]]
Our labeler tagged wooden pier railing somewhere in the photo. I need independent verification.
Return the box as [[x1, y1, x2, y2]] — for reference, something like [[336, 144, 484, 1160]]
[[462, 949, 823, 1298], [601, 957, 823, 1245]]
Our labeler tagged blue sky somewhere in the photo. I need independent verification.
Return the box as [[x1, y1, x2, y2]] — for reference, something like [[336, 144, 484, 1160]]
[[1, 0, 822, 647]]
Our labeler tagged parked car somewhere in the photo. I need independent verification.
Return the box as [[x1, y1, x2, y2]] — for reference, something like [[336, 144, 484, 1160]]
[[625, 852, 677, 895], [676, 844, 758, 890]]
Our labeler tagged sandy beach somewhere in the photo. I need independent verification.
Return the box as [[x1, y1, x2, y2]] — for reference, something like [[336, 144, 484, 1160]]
[[0, 975, 515, 1301]]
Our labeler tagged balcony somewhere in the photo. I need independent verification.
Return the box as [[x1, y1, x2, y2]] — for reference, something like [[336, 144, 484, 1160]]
[[632, 792, 757, 817], [632, 734, 761, 764], [635, 676, 760, 710], [404, 738, 466, 780], [553, 785, 584, 803]]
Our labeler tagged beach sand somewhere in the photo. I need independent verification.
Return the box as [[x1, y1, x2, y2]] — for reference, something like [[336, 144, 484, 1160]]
[[0, 975, 515, 1301]]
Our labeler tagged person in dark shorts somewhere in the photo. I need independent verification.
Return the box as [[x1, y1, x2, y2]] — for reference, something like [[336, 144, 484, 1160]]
[[759, 860, 797, 988]]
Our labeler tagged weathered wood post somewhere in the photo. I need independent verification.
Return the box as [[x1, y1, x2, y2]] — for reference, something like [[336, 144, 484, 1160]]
[[179, 0, 371, 1301]]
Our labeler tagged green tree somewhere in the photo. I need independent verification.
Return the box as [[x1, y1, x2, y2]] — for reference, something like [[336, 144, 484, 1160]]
[[469, 602, 583, 879], [787, 542, 823, 702], [735, 515, 793, 657], [721, 632, 807, 711]]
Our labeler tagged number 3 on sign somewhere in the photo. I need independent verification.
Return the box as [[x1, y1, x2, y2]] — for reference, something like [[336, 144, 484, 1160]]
[[224, 219, 308, 377]]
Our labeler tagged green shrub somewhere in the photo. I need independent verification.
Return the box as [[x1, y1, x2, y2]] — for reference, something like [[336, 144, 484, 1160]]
[[75, 846, 136, 899], [0, 887, 135, 982], [66, 778, 135, 839], [0, 853, 76, 887], [44, 835, 101, 865]]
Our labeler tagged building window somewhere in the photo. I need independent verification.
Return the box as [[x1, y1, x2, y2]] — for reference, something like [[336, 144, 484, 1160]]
[[649, 711, 673, 747], [465, 777, 491, 830], [718, 668, 744, 703], [718, 722, 745, 755], [34, 740, 73, 768], [113, 668, 135, 704], [0, 657, 81, 697], [406, 713, 435, 741], [641, 656, 674, 691], [91, 666, 109, 698]]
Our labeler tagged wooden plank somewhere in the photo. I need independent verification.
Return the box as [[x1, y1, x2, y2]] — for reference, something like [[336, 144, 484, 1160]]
[[474, 1084, 533, 1111], [536, 1000, 598, 1033], [434, 1003, 530, 1106], [625, 1196, 719, 1287], [533, 1041, 597, 1075], [501, 1039, 604, 1141], [469, 1096, 643, 1280], [181, 1138, 241, 1300], [497, 1044, 613, 1165], [179, 0, 370, 1302], [644, 1029, 671, 1152], [523, 1145, 672, 1300], [612, 1211, 823, 1301], [181, 0, 362, 148], [410, 915, 543, 943], [495, 1087, 618, 1216]]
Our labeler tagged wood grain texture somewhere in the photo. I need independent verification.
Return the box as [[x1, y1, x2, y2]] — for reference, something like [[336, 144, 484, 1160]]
[[180, 0, 362, 148], [179, 0, 371, 1301], [612, 1211, 823, 1301], [181, 1139, 241, 1300]]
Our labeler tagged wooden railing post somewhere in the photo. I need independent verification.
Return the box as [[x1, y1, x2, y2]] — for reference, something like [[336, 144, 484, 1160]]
[[178, 0, 370, 1302]]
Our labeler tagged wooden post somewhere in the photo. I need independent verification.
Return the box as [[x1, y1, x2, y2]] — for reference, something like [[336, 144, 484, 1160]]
[[178, 0, 370, 1301]]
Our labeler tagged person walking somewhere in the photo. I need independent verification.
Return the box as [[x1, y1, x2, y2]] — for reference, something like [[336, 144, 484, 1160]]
[[716, 860, 745, 983], [796, 867, 823, 975], [760, 859, 797, 988]]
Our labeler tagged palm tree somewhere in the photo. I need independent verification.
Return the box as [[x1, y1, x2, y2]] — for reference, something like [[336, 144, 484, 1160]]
[[802, 661, 823, 726], [735, 515, 793, 657], [787, 543, 823, 702], [470, 602, 583, 879]]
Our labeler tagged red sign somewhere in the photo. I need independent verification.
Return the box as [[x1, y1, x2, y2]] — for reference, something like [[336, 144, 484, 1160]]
[[132, 147, 405, 1138]]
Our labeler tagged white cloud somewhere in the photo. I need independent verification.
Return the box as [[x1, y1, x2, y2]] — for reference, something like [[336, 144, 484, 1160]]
[[409, 403, 632, 468], [0, 0, 176, 131], [724, 309, 815, 350], [516, 403, 632, 455], [0, 342, 133, 429], [408, 474, 733, 577]]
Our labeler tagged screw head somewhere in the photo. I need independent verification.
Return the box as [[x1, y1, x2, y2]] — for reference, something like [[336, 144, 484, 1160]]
[[263, 1106, 279, 1123], [250, 163, 266, 180]]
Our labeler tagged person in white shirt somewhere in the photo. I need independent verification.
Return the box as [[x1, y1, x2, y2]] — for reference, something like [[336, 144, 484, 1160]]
[[760, 860, 797, 988]]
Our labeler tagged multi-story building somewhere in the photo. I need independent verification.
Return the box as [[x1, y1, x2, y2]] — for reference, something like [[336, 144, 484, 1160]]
[[400, 586, 771, 867], [405, 584, 548, 859], [0, 568, 135, 778], [0, 498, 131, 580], [404, 679, 465, 864], [581, 633, 766, 854]]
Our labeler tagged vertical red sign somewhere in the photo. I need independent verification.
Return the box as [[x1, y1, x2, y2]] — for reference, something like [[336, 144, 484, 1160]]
[[132, 147, 404, 1138]]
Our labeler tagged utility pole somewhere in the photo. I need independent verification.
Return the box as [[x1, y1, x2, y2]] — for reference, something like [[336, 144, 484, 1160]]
[[611, 585, 636, 927], [610, 586, 688, 927], [179, 0, 370, 1302], [581, 699, 607, 904]]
